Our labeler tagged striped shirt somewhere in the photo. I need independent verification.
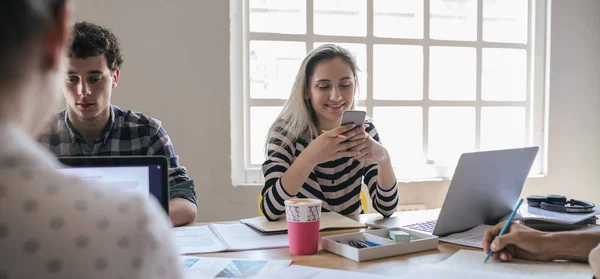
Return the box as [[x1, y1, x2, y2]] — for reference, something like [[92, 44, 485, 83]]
[[261, 121, 398, 221], [38, 105, 197, 205]]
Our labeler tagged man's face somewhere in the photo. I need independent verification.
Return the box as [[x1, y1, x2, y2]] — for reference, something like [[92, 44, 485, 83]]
[[63, 55, 119, 121]]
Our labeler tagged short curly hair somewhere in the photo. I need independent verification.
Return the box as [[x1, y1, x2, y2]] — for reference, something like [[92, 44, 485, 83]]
[[69, 21, 123, 71]]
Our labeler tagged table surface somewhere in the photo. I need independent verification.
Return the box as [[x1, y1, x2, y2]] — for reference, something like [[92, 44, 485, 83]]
[[188, 212, 479, 276]]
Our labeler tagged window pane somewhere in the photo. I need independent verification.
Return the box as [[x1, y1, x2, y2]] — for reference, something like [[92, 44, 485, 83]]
[[373, 107, 424, 170], [249, 0, 306, 34], [429, 47, 476, 100], [374, 45, 423, 100], [482, 48, 527, 101], [314, 0, 366, 37], [314, 42, 367, 100], [428, 107, 475, 164], [481, 107, 526, 151], [430, 0, 477, 41], [249, 41, 306, 99], [250, 106, 284, 165], [483, 0, 528, 43], [374, 0, 424, 39]]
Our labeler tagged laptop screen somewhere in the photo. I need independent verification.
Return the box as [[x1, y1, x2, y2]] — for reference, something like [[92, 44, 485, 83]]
[[58, 156, 169, 212]]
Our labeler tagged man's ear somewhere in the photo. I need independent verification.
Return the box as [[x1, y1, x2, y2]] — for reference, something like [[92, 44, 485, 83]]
[[112, 68, 120, 88], [43, 1, 73, 71]]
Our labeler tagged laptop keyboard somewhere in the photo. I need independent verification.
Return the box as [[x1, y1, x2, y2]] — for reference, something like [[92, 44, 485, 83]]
[[403, 220, 437, 233]]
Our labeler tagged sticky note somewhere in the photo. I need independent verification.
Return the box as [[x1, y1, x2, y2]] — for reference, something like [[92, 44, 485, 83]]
[[389, 230, 410, 242]]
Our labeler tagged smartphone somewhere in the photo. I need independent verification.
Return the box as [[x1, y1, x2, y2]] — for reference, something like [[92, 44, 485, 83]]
[[340, 110, 366, 127]]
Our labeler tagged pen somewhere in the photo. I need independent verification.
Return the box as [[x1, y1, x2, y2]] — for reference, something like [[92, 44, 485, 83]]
[[322, 130, 347, 140], [484, 198, 524, 263], [365, 241, 381, 247], [348, 240, 359, 248], [352, 240, 367, 248], [348, 239, 368, 249]]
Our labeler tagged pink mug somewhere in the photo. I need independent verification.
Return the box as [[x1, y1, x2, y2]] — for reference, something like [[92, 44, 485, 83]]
[[285, 198, 322, 255]]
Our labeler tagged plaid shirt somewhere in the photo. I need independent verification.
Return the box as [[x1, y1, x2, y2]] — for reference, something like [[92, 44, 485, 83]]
[[38, 105, 197, 205]]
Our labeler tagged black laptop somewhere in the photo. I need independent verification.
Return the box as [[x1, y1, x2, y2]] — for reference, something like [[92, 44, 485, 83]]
[[58, 156, 169, 212]]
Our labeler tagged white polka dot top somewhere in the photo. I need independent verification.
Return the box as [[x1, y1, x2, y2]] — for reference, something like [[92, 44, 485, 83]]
[[0, 125, 183, 279]]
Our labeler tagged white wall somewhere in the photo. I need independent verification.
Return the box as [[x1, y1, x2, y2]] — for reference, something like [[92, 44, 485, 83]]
[[523, 0, 600, 201], [74, 0, 600, 222]]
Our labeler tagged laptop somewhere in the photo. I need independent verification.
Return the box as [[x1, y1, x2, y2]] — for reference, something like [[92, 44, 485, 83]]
[[369, 147, 539, 237], [57, 156, 169, 212]]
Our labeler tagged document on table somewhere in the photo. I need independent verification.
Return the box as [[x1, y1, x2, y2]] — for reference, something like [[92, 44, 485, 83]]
[[439, 224, 491, 248], [211, 223, 289, 251], [181, 256, 291, 279], [406, 250, 593, 279], [173, 225, 228, 254], [173, 224, 289, 254], [246, 265, 399, 279], [512, 205, 600, 224]]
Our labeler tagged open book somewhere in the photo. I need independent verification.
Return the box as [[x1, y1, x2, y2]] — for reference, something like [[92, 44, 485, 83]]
[[173, 223, 289, 255], [240, 211, 366, 234], [406, 250, 592, 279]]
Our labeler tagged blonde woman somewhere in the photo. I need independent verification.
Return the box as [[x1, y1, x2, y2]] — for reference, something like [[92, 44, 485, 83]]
[[261, 44, 398, 221]]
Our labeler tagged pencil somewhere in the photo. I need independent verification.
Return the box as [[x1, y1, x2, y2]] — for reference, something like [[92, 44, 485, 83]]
[[484, 198, 524, 263], [322, 130, 347, 140]]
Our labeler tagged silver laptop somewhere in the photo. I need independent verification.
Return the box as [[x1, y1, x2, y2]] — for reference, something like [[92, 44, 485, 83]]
[[371, 147, 539, 236]]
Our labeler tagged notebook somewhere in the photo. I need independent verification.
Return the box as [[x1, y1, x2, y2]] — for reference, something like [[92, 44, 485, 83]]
[[173, 223, 289, 254], [512, 205, 600, 224], [240, 212, 366, 234]]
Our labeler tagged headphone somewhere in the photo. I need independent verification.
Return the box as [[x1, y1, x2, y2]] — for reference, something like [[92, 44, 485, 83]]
[[526, 195, 595, 213]]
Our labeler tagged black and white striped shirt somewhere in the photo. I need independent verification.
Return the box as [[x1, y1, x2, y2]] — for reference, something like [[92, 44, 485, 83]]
[[261, 121, 398, 221]]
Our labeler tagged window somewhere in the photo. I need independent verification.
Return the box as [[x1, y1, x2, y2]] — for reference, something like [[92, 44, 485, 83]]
[[231, 0, 548, 185]]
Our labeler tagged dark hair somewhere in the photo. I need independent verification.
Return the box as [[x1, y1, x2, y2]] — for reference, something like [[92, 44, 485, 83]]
[[0, 0, 65, 80], [69, 21, 123, 71]]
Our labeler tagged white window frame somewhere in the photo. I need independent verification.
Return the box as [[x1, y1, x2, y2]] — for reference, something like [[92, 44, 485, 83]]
[[231, 0, 549, 186]]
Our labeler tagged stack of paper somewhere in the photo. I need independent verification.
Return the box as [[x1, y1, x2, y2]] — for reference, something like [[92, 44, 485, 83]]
[[438, 224, 491, 248], [406, 250, 593, 279], [181, 256, 291, 279], [246, 265, 398, 279], [240, 211, 366, 234], [173, 223, 289, 254], [513, 205, 600, 224]]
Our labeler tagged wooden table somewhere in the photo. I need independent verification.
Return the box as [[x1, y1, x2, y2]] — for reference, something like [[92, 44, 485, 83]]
[[189, 213, 479, 277]]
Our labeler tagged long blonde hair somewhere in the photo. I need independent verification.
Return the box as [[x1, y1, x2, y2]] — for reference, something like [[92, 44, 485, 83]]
[[265, 44, 360, 151]]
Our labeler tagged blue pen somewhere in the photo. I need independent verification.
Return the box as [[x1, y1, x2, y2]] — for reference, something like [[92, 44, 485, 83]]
[[365, 241, 381, 247], [485, 198, 524, 263]]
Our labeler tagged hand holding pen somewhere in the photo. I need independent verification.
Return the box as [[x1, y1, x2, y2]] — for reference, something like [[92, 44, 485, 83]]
[[484, 199, 528, 263]]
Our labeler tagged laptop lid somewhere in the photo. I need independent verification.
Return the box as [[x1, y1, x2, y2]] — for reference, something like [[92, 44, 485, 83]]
[[57, 156, 169, 213], [432, 146, 539, 236]]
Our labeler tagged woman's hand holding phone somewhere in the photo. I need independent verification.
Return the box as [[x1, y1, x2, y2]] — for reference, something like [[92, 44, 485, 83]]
[[343, 126, 388, 162], [301, 124, 364, 165]]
